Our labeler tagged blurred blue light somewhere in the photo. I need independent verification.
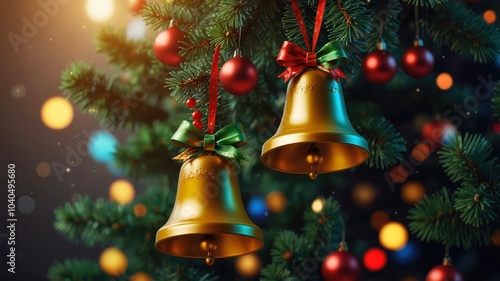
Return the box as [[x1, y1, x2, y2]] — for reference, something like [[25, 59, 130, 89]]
[[391, 240, 419, 266], [247, 196, 267, 220], [89, 130, 118, 163], [495, 55, 500, 69], [106, 162, 126, 177]]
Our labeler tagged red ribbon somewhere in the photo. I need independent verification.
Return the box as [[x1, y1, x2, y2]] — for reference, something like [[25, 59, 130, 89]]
[[277, 0, 345, 82], [207, 44, 221, 134]]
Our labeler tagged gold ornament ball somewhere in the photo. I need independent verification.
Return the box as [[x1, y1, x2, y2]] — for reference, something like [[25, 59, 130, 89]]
[[401, 181, 426, 205], [130, 272, 153, 281], [309, 171, 318, 180], [265, 191, 287, 213], [109, 179, 135, 204], [205, 255, 215, 266], [351, 182, 377, 208], [99, 247, 128, 276], [305, 146, 324, 165], [235, 253, 262, 278], [200, 234, 218, 252]]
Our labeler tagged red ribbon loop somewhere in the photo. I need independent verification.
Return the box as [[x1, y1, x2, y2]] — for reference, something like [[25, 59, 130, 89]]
[[207, 44, 221, 134]]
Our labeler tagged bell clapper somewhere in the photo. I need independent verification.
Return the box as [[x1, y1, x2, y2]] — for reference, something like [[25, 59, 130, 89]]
[[200, 234, 218, 266], [306, 143, 323, 180]]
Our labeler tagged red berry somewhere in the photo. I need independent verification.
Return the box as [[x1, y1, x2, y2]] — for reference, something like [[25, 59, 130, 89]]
[[192, 110, 202, 120], [193, 120, 204, 130], [186, 98, 196, 108]]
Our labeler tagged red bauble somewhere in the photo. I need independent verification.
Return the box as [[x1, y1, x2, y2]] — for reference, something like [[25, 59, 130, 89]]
[[362, 50, 397, 84], [191, 110, 202, 120], [322, 251, 362, 281], [426, 265, 463, 281], [402, 46, 434, 78], [154, 27, 186, 67], [186, 98, 196, 108], [220, 56, 258, 96], [421, 120, 458, 150], [129, 0, 146, 15]]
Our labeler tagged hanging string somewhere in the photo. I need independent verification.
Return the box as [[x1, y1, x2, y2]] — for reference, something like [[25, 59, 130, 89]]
[[414, 5, 420, 39], [238, 16, 243, 50], [207, 45, 221, 134], [378, 0, 384, 41], [290, 0, 327, 53]]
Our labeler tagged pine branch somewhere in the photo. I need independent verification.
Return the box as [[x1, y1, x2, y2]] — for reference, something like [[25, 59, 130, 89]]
[[438, 133, 498, 186], [60, 62, 169, 129], [347, 102, 407, 169], [270, 230, 304, 266], [408, 188, 491, 248], [493, 81, 500, 119], [47, 259, 105, 281], [366, 0, 402, 53], [325, 0, 372, 44], [402, 0, 448, 7], [155, 263, 218, 281], [260, 263, 299, 281], [454, 183, 498, 228], [424, 1, 500, 63], [141, 1, 209, 31]]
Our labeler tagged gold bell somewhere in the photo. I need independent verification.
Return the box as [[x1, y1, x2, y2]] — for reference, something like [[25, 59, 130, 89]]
[[261, 68, 369, 177], [155, 155, 263, 265]]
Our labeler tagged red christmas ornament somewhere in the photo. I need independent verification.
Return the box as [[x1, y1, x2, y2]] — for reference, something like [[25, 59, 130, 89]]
[[421, 119, 457, 150], [362, 42, 397, 84], [154, 21, 186, 67], [426, 265, 463, 281], [402, 39, 434, 78], [129, 0, 146, 16], [186, 98, 196, 109], [191, 110, 202, 120], [220, 50, 258, 96], [322, 249, 361, 281]]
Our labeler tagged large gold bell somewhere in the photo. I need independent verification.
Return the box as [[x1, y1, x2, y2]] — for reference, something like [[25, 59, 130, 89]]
[[261, 68, 369, 175], [155, 155, 263, 262]]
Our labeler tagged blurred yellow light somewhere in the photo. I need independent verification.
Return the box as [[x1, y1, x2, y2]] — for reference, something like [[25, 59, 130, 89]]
[[436, 73, 453, 90], [133, 203, 147, 217], [265, 191, 287, 213], [109, 179, 135, 204], [41, 97, 74, 130], [492, 229, 500, 246], [401, 181, 426, 204], [36, 162, 52, 177], [99, 247, 128, 276], [86, 0, 114, 22], [351, 182, 377, 208], [483, 10, 496, 24], [130, 272, 153, 281], [235, 254, 261, 278], [379, 222, 409, 251], [370, 210, 390, 231], [311, 197, 325, 213]]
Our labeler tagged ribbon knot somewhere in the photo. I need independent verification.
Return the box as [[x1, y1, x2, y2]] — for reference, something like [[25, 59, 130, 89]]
[[171, 120, 249, 167], [306, 52, 317, 67]]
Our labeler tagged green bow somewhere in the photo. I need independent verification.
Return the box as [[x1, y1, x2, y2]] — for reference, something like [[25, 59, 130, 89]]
[[171, 120, 249, 166]]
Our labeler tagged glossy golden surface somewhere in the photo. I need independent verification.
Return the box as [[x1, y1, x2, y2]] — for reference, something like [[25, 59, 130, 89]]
[[261, 68, 369, 174], [155, 155, 263, 258]]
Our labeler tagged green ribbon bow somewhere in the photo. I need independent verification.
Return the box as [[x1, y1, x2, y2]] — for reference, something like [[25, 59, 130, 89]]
[[171, 120, 249, 166]]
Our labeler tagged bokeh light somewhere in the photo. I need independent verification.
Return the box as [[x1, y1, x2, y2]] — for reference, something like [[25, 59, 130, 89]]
[[363, 247, 387, 271], [106, 162, 126, 177], [379, 222, 409, 251], [483, 10, 496, 24], [370, 210, 390, 231], [126, 18, 148, 40], [492, 229, 500, 246], [85, 0, 115, 22], [247, 196, 267, 220], [11, 84, 26, 98], [36, 161, 52, 177], [99, 247, 128, 276], [235, 253, 261, 278], [311, 197, 325, 213], [130, 272, 153, 281], [89, 131, 118, 163], [411, 143, 431, 162], [133, 203, 147, 217], [18, 196, 36, 214], [41, 96, 74, 130], [109, 179, 135, 204], [436, 72, 453, 90], [351, 182, 377, 208], [265, 191, 287, 213], [391, 240, 420, 266], [389, 164, 409, 184], [401, 181, 426, 204]]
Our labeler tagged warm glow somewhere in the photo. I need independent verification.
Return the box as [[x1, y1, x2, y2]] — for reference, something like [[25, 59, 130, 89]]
[[389, 164, 409, 184], [130, 272, 153, 281], [351, 182, 377, 208], [133, 203, 147, 217], [436, 72, 453, 90], [411, 143, 431, 162], [41, 97, 74, 130], [36, 162, 52, 177], [109, 179, 135, 204], [401, 181, 426, 204], [370, 210, 390, 231], [363, 248, 387, 271], [86, 0, 115, 22], [265, 191, 287, 213], [311, 197, 325, 213], [379, 222, 409, 251], [483, 10, 497, 24], [492, 229, 500, 246], [99, 247, 128, 276], [235, 254, 261, 278]]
